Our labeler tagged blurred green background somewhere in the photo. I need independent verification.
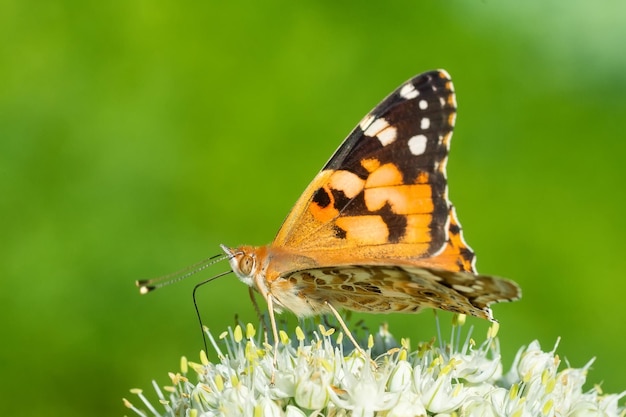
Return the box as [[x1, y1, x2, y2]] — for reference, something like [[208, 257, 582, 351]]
[[1, 1, 625, 415]]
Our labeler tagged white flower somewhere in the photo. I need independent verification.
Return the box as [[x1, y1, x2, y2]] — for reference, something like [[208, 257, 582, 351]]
[[387, 360, 413, 393], [328, 356, 399, 417], [417, 360, 470, 414], [293, 365, 332, 409], [125, 322, 625, 417], [386, 390, 426, 417]]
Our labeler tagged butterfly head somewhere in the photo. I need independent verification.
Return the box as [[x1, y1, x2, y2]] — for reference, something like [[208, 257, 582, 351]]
[[220, 244, 255, 285], [220, 244, 273, 296]]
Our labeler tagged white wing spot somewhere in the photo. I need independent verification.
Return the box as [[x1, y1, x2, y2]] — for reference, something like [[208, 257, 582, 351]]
[[420, 118, 430, 130], [376, 125, 397, 146], [399, 83, 419, 99], [364, 117, 389, 137], [363, 117, 396, 146], [408, 134, 428, 155], [359, 114, 375, 131], [419, 100, 428, 110]]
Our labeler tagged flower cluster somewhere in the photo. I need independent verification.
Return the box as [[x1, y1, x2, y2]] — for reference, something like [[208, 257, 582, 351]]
[[124, 321, 624, 417]]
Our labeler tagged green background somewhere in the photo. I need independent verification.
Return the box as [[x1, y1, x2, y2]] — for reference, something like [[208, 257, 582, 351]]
[[1, 1, 624, 415]]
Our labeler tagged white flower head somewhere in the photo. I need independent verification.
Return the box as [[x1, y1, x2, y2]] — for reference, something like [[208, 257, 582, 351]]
[[125, 322, 625, 417]]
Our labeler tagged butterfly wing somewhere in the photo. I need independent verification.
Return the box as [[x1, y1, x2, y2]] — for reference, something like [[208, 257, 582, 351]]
[[272, 265, 520, 321], [273, 70, 473, 272]]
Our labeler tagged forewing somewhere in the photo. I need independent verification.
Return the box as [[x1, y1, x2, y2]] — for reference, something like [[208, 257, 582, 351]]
[[273, 70, 464, 268]]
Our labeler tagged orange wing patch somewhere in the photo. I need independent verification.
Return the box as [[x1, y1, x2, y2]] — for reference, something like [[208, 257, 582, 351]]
[[335, 215, 389, 244], [413, 206, 476, 273], [273, 163, 441, 258]]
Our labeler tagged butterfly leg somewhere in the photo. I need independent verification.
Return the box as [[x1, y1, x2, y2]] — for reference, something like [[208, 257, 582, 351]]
[[248, 287, 270, 345], [324, 301, 377, 368], [266, 294, 280, 385]]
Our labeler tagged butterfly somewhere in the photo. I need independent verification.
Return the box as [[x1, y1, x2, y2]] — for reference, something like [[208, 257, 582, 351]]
[[137, 70, 520, 360], [220, 70, 521, 350]]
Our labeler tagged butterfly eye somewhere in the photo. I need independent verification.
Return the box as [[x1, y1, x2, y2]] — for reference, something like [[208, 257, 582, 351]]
[[239, 254, 255, 276]]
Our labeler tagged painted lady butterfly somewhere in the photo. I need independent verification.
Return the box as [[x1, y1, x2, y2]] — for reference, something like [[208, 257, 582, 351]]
[[220, 70, 521, 347], [138, 70, 520, 356]]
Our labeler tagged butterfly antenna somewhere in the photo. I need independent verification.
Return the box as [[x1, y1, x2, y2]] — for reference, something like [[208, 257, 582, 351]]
[[135, 253, 228, 294], [193, 270, 233, 355]]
